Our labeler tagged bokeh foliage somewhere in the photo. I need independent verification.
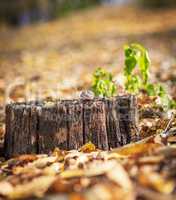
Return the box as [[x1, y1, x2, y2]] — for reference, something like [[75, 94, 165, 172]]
[[0, 0, 101, 25], [138, 0, 176, 8]]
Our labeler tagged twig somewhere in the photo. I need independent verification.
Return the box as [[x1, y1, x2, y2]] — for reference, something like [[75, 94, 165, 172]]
[[161, 112, 175, 138]]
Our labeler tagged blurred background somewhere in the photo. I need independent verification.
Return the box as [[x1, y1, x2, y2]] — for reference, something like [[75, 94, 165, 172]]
[[0, 0, 176, 138], [0, 0, 176, 26]]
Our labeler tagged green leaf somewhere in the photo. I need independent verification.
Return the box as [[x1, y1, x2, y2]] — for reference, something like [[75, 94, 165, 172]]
[[124, 56, 137, 75], [125, 75, 141, 94], [130, 43, 150, 85], [123, 43, 150, 93], [91, 68, 117, 98], [170, 100, 176, 109], [146, 83, 156, 96], [123, 43, 175, 110]]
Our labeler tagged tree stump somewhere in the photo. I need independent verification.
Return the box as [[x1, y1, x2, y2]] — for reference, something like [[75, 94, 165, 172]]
[[4, 95, 138, 158]]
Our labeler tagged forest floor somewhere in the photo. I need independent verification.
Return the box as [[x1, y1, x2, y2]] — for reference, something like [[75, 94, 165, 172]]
[[0, 5, 176, 200]]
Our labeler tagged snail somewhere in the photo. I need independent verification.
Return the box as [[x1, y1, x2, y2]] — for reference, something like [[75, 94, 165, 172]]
[[79, 90, 95, 100]]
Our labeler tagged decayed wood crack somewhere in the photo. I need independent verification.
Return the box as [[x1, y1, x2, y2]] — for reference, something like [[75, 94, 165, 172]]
[[4, 95, 138, 158]]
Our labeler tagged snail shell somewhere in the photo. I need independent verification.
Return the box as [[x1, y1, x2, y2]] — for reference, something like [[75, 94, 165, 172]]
[[79, 90, 95, 100]]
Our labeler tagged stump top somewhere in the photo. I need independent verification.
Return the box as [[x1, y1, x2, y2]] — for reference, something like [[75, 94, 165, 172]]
[[7, 94, 136, 107]]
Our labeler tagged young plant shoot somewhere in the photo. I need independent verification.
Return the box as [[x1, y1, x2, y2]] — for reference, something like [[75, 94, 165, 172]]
[[124, 43, 176, 110], [124, 43, 150, 93], [92, 68, 117, 98], [91, 43, 175, 110]]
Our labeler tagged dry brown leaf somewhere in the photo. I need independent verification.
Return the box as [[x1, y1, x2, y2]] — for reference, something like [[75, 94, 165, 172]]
[[17, 154, 38, 162], [137, 185, 175, 200], [85, 182, 135, 200], [106, 162, 132, 190], [69, 193, 86, 200], [138, 155, 164, 165], [0, 181, 14, 196], [79, 142, 96, 153], [7, 176, 56, 199], [112, 141, 162, 157], [138, 170, 175, 194], [31, 156, 58, 168]]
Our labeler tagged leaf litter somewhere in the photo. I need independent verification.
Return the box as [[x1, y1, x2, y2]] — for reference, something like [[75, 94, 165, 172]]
[[0, 134, 175, 199], [0, 5, 176, 200]]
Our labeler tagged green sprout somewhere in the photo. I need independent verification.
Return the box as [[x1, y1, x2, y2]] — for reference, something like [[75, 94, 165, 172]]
[[124, 43, 176, 110], [91, 44, 176, 110], [124, 43, 150, 93], [92, 68, 117, 98]]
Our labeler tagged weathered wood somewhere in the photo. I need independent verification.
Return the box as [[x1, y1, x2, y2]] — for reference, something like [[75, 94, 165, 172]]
[[29, 104, 39, 154], [4, 95, 138, 158], [83, 99, 109, 150], [5, 103, 39, 158], [4, 104, 13, 158], [67, 100, 83, 150], [105, 99, 121, 149], [38, 102, 58, 154], [56, 101, 68, 150], [116, 95, 138, 144]]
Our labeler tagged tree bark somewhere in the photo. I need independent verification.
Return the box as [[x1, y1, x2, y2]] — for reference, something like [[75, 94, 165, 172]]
[[4, 95, 138, 158], [83, 99, 109, 150]]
